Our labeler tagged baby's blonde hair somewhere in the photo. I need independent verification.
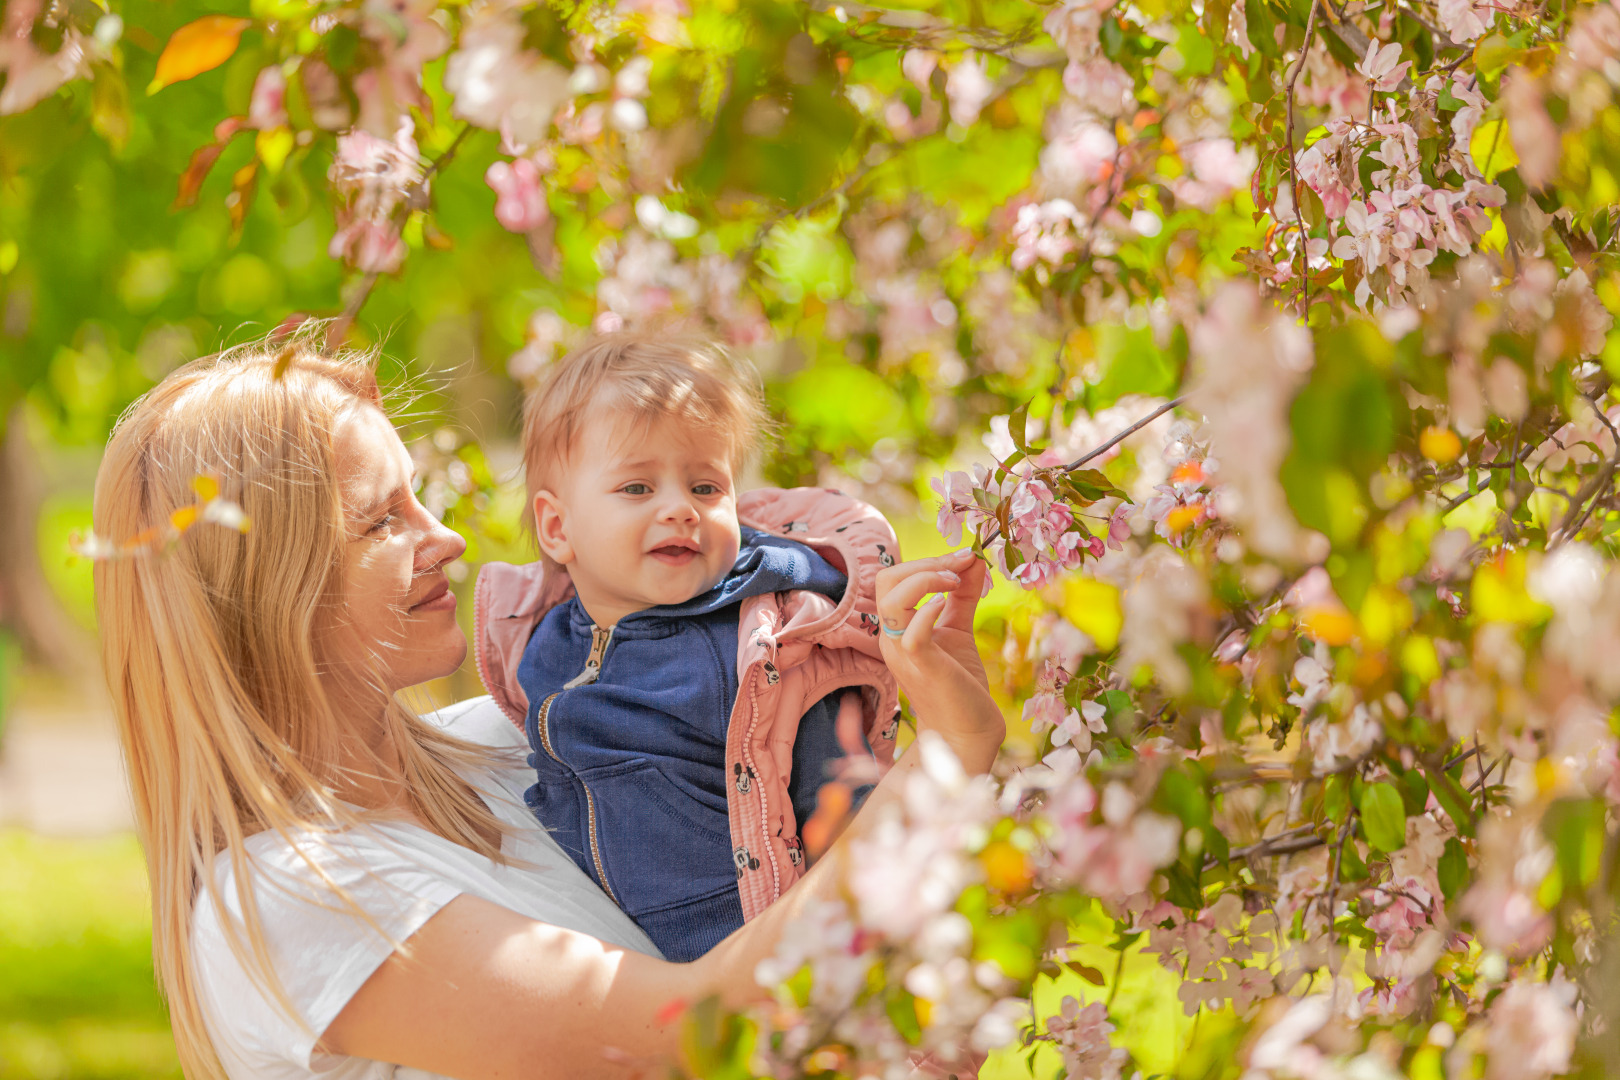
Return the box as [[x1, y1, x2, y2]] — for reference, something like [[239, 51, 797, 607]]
[[94, 327, 506, 1080], [520, 328, 772, 510]]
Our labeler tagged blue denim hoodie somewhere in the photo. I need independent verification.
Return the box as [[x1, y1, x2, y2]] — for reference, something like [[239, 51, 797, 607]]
[[516, 528, 849, 961]]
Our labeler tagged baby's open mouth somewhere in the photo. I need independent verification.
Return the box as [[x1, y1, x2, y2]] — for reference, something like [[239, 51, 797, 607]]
[[649, 544, 699, 564]]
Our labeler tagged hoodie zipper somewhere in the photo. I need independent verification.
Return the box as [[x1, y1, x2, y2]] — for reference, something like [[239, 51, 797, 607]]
[[535, 623, 620, 904]]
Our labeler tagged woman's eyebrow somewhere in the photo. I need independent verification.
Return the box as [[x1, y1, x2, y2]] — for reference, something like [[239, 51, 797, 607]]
[[357, 482, 407, 519]]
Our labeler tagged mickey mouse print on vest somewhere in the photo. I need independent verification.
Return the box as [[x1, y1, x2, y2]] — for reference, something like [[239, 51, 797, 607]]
[[875, 543, 895, 567], [880, 709, 901, 743], [733, 762, 757, 794], [733, 845, 760, 879]]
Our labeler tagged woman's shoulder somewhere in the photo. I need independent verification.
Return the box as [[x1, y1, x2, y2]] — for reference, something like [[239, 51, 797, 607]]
[[421, 695, 526, 751]]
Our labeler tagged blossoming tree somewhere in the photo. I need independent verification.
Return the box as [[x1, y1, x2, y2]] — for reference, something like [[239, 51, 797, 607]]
[[9, 0, 1620, 1075]]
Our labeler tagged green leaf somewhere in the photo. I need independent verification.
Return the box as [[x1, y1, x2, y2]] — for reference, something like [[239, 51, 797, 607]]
[[1359, 782, 1407, 854], [1438, 837, 1470, 901], [1424, 764, 1477, 837], [1323, 774, 1350, 825], [1543, 798, 1605, 892], [1398, 769, 1430, 816], [1337, 841, 1369, 882]]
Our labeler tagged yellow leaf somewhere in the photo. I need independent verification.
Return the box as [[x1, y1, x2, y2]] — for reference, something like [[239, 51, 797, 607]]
[[978, 839, 1033, 895], [255, 126, 295, 174], [149, 16, 252, 94], [170, 504, 199, 532], [1062, 576, 1122, 652], [1470, 117, 1519, 179], [191, 474, 219, 502], [1300, 606, 1357, 645], [1471, 550, 1552, 625], [1359, 586, 1413, 645]]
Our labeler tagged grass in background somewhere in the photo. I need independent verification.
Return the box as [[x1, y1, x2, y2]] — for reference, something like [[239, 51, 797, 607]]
[[0, 831, 180, 1080]]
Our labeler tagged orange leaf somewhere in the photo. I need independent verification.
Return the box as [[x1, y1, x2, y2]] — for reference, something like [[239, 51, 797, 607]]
[[800, 782, 853, 858], [174, 140, 226, 209], [149, 16, 251, 94]]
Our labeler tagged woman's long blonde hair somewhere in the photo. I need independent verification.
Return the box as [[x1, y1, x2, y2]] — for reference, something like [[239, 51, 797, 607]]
[[94, 333, 506, 1079]]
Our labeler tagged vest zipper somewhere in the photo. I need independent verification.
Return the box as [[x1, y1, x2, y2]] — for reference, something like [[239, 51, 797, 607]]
[[535, 625, 621, 905], [564, 623, 614, 688]]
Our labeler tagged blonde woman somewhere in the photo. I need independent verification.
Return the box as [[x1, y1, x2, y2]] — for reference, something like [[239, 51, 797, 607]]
[[94, 335, 1003, 1080]]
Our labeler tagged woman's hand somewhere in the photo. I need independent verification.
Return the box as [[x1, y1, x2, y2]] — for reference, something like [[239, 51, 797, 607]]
[[875, 549, 1004, 773]]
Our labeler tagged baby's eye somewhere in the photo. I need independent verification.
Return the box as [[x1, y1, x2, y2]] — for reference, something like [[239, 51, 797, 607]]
[[620, 483, 652, 495], [692, 483, 722, 496]]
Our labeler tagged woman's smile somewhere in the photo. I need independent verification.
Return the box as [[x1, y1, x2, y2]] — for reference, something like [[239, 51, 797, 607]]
[[409, 578, 457, 612]]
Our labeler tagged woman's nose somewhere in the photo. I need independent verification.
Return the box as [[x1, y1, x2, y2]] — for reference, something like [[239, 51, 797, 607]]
[[418, 515, 467, 572]]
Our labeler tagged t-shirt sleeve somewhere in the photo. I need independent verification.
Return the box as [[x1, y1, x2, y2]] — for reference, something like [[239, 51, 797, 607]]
[[192, 831, 464, 1073]]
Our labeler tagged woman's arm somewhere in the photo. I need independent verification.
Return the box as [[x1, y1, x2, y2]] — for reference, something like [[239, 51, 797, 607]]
[[324, 551, 1003, 1078]]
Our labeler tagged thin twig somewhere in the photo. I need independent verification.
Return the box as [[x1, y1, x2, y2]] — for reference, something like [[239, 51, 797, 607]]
[[1065, 397, 1186, 470], [326, 125, 473, 350], [1284, 0, 1324, 316], [1319, 813, 1356, 938]]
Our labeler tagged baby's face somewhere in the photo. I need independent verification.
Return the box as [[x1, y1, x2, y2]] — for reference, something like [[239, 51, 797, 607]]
[[534, 410, 742, 627]]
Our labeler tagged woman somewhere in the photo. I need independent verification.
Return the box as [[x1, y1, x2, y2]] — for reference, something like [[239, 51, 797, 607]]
[[94, 335, 1003, 1080]]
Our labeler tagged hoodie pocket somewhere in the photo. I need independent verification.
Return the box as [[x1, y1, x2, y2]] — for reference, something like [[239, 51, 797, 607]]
[[577, 759, 739, 919]]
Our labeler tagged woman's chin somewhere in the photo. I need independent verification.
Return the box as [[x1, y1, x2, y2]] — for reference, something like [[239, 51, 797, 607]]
[[397, 634, 470, 692]]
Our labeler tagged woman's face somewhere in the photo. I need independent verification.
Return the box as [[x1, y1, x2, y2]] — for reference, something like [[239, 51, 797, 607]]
[[324, 404, 468, 696]]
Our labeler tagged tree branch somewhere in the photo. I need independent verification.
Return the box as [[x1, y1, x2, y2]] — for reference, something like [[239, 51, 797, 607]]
[[1284, 0, 1324, 316], [326, 124, 473, 350]]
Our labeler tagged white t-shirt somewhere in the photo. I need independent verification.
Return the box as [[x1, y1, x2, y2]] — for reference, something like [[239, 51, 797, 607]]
[[191, 696, 662, 1080]]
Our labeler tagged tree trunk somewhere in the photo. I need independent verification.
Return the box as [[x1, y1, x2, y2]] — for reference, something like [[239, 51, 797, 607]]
[[0, 405, 91, 674]]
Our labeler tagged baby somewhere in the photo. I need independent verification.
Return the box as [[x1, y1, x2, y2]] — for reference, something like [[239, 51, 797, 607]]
[[471, 331, 901, 961]]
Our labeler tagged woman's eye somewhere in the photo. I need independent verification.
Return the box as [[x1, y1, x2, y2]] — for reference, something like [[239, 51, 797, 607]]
[[367, 513, 397, 535], [620, 483, 652, 495]]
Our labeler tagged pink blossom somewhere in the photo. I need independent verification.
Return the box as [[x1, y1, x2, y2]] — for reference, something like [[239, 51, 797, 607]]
[[445, 7, 572, 152], [1053, 699, 1108, 752], [1484, 979, 1578, 1080], [485, 158, 548, 233], [1039, 104, 1119, 195], [327, 123, 422, 273], [931, 470, 988, 545], [1044, 997, 1127, 1080], [1105, 503, 1132, 549], [0, 0, 90, 115], [1063, 57, 1135, 118], [1356, 40, 1412, 93], [1012, 554, 1060, 589], [901, 49, 938, 90], [1438, 0, 1492, 43], [1501, 72, 1559, 190], [945, 53, 993, 127], [1045, 0, 1118, 61], [1011, 199, 1085, 272], [248, 66, 287, 130]]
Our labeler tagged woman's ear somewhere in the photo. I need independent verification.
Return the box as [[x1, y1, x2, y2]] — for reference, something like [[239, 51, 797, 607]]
[[532, 490, 574, 565]]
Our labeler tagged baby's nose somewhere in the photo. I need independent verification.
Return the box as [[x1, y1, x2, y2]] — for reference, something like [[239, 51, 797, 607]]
[[657, 493, 700, 522]]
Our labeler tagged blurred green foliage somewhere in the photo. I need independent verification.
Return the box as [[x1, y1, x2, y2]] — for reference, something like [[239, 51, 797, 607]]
[[0, 831, 180, 1080]]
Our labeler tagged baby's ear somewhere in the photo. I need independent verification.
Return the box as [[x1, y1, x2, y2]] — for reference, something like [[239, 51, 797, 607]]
[[532, 490, 574, 565]]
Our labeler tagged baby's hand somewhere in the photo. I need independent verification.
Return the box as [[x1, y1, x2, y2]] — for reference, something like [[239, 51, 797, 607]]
[[874, 550, 1003, 772]]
